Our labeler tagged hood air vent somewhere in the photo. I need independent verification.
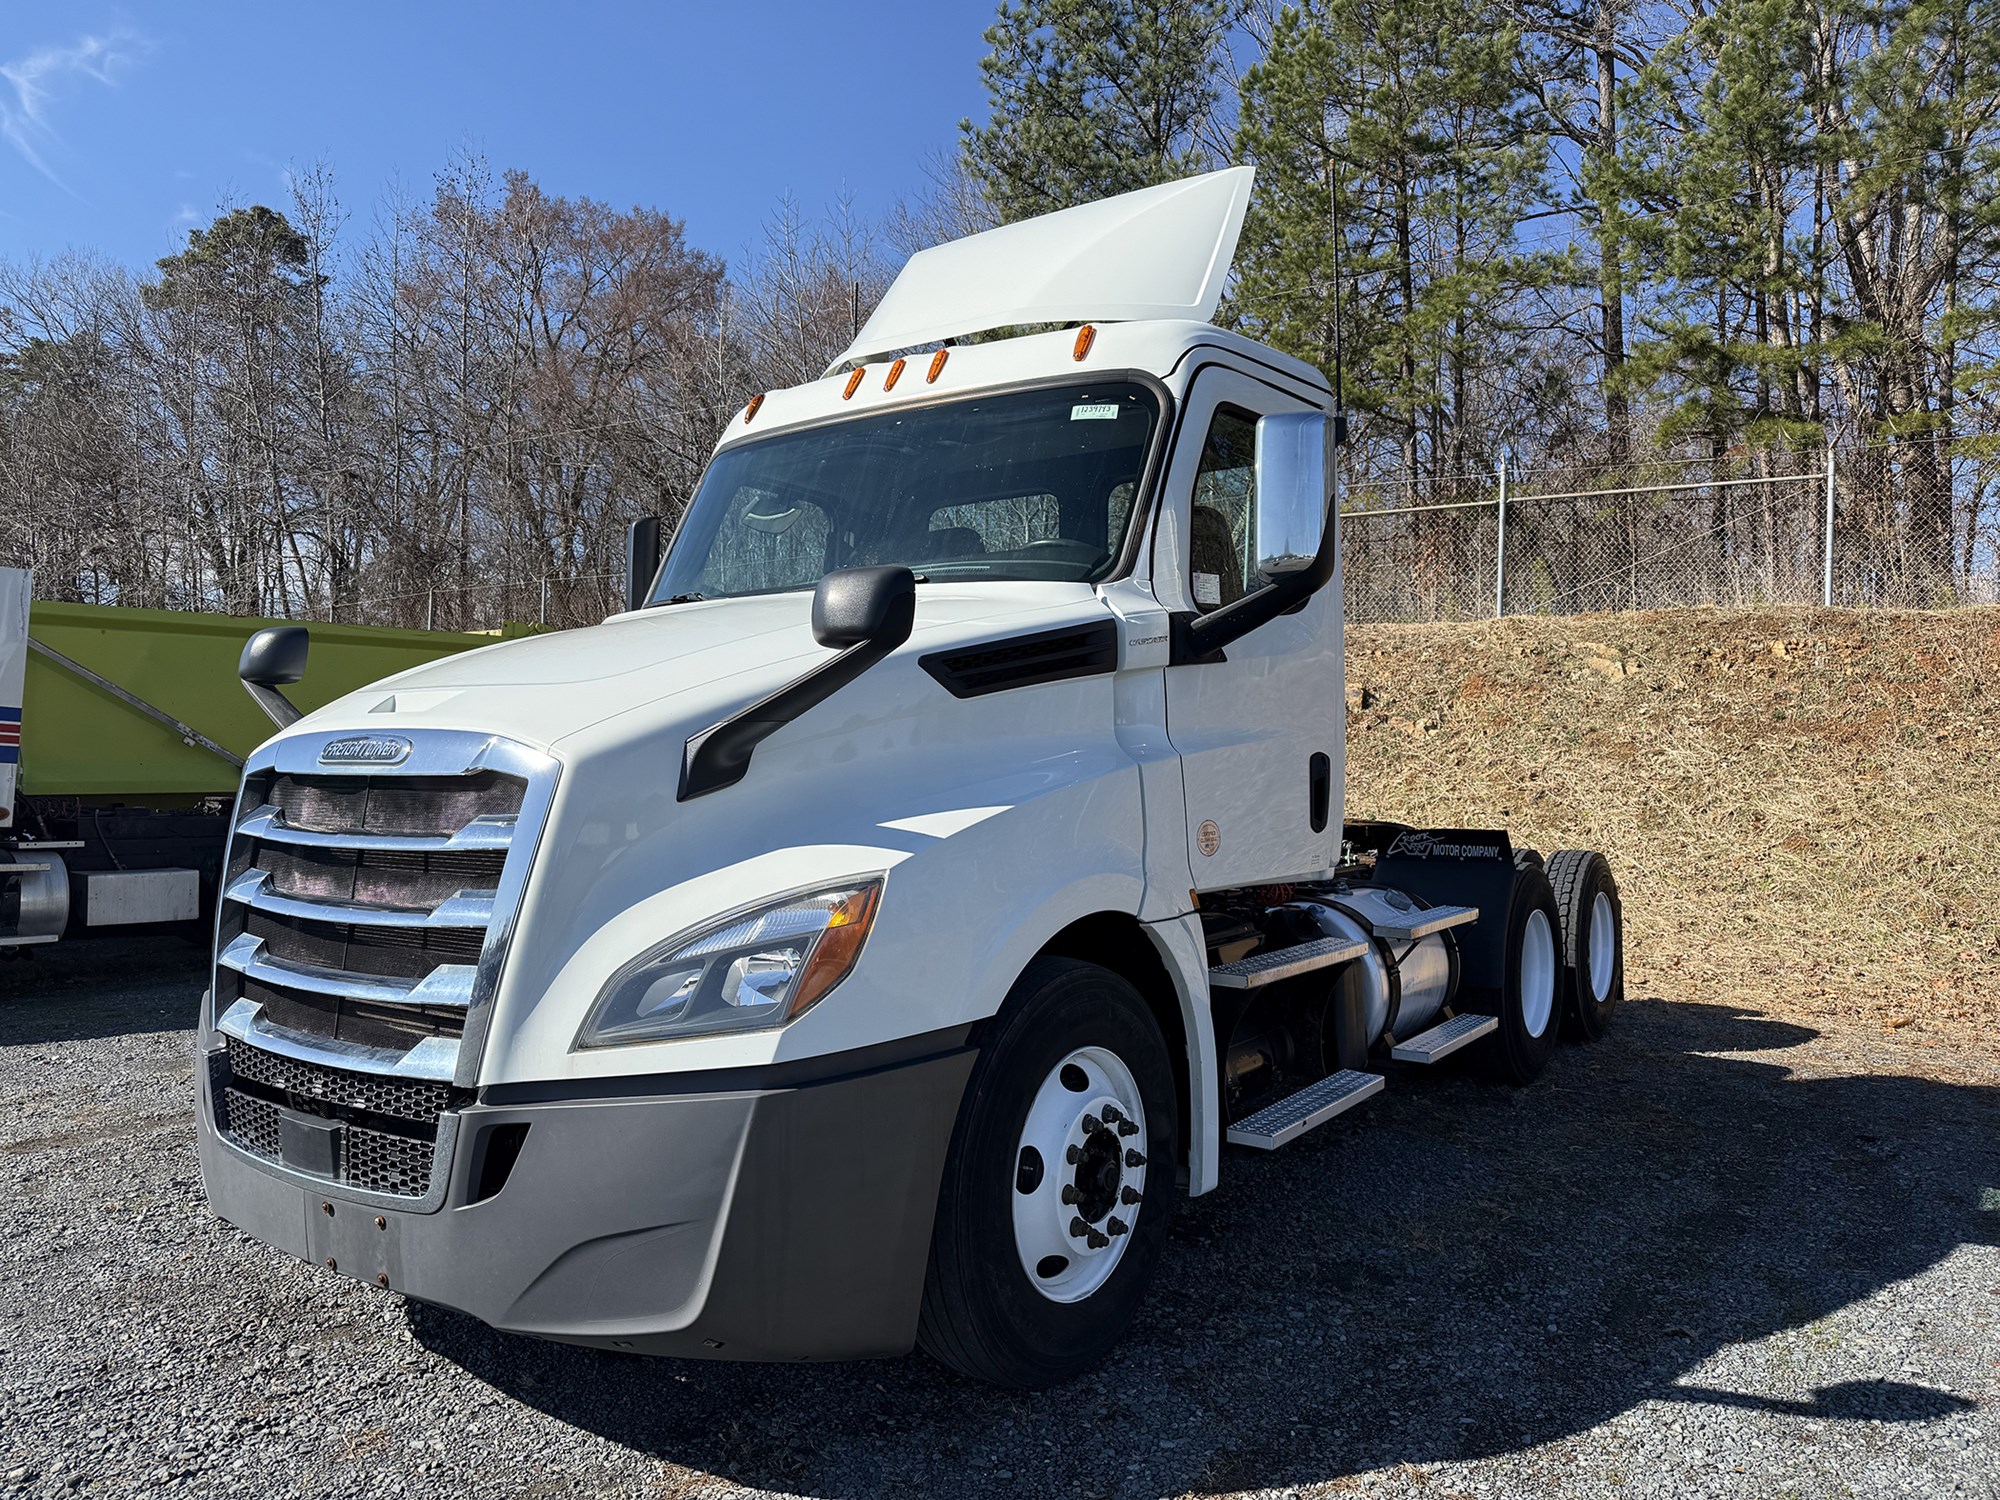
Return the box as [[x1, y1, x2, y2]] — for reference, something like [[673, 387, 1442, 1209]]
[[920, 620, 1119, 699]]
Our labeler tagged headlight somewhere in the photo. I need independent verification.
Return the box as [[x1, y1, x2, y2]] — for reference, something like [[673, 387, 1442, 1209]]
[[575, 878, 883, 1048]]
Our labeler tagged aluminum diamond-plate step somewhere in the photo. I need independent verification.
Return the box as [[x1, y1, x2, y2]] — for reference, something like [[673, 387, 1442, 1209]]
[[1369, 904, 1479, 943], [1390, 1012, 1497, 1063], [1224, 1069, 1385, 1149], [1209, 935, 1369, 991]]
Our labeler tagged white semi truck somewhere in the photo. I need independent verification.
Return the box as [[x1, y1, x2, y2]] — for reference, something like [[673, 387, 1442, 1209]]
[[195, 169, 1625, 1388]]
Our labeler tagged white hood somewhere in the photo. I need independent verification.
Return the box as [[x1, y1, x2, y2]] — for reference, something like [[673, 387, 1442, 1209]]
[[288, 583, 1104, 756]]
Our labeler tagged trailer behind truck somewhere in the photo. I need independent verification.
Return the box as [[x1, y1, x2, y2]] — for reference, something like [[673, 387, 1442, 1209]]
[[194, 169, 1627, 1388]]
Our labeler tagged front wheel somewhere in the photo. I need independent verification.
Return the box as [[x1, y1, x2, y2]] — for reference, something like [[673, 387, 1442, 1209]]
[[918, 957, 1177, 1388]]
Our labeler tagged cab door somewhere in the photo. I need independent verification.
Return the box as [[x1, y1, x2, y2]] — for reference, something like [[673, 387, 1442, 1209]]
[[1156, 366, 1343, 888]]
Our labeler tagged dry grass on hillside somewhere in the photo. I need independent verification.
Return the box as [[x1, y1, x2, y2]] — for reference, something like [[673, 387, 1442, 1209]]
[[1345, 607, 2000, 1060]]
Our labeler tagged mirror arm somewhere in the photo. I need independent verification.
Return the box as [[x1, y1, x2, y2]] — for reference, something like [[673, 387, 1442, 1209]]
[[1174, 503, 1339, 664], [679, 637, 894, 800], [243, 681, 303, 730]]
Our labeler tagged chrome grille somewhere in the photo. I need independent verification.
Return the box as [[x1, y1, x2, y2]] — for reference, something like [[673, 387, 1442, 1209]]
[[207, 730, 556, 1203]]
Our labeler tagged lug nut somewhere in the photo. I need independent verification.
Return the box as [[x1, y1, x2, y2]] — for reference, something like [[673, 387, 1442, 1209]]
[[1066, 1144, 1081, 1164], [1107, 1216, 1129, 1237], [1100, 1105, 1122, 1125], [1061, 1185, 1079, 1205], [1121, 1186, 1141, 1205], [1087, 1229, 1110, 1249], [1117, 1119, 1139, 1137], [1069, 1216, 1090, 1239], [1125, 1149, 1146, 1168], [1082, 1114, 1100, 1134]]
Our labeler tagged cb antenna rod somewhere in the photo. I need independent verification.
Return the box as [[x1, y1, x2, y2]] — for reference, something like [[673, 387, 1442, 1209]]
[[1328, 151, 1350, 449]]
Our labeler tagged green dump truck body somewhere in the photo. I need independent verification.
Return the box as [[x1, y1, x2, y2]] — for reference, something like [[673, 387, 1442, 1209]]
[[24, 601, 492, 800], [3, 570, 495, 948]]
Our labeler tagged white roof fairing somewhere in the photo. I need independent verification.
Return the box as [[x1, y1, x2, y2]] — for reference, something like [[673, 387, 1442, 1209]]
[[830, 166, 1255, 373]]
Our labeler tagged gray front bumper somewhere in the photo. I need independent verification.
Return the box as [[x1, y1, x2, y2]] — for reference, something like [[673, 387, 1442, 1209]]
[[196, 1030, 976, 1362]]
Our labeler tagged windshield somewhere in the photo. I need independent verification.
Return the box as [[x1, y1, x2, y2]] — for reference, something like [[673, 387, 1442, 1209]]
[[651, 381, 1160, 602]]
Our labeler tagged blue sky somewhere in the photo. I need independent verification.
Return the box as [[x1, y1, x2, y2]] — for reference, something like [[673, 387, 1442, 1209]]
[[0, 3, 997, 274]]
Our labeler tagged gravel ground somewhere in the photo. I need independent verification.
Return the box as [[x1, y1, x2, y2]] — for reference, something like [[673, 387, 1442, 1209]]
[[2, 938, 1996, 1500]]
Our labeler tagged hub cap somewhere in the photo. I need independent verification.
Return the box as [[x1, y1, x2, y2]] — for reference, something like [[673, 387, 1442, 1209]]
[[1521, 908, 1556, 1038], [1012, 1046, 1147, 1304], [1587, 890, 1617, 1002]]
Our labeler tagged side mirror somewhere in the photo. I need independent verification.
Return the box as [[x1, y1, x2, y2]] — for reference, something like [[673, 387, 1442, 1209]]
[[812, 565, 918, 650], [626, 515, 664, 613], [1177, 410, 1338, 662], [680, 566, 917, 801], [239, 626, 309, 729], [1253, 410, 1331, 578]]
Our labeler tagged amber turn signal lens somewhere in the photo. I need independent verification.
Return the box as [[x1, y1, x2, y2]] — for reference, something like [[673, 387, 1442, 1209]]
[[884, 357, 906, 391], [790, 882, 882, 1018], [926, 348, 949, 383], [744, 392, 765, 424], [843, 368, 866, 399], [1073, 324, 1096, 361]]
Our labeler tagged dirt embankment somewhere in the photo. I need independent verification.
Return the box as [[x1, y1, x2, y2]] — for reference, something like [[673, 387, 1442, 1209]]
[[1345, 606, 2000, 1065]]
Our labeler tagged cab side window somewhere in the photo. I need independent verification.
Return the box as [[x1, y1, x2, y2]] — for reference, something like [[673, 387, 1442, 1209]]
[[1189, 407, 1257, 611]]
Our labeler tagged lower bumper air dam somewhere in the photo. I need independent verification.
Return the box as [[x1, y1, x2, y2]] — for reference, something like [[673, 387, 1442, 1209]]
[[195, 1025, 978, 1362]]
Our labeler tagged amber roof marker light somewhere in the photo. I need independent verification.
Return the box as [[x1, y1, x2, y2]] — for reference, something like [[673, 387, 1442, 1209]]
[[926, 348, 949, 383], [743, 392, 766, 424], [884, 357, 906, 392], [842, 367, 866, 400], [1073, 324, 1096, 362]]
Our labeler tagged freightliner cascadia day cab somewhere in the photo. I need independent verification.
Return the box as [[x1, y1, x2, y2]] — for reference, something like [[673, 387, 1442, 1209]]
[[195, 169, 1626, 1388]]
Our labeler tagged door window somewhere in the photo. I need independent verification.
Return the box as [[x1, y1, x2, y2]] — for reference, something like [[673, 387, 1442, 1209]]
[[1189, 407, 1258, 611]]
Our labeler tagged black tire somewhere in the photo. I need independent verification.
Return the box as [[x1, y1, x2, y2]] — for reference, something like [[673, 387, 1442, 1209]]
[[1467, 866, 1564, 1084], [1547, 849, 1623, 1041], [917, 957, 1177, 1389], [1511, 846, 1544, 873]]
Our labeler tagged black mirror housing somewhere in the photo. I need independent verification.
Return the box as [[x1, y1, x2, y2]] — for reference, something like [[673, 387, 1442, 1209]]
[[812, 566, 917, 649], [626, 516, 664, 613], [240, 626, 310, 687], [239, 626, 309, 729]]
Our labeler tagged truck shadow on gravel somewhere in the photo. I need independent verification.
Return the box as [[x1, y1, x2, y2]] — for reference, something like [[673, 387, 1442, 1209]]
[[408, 998, 2000, 1498], [0, 937, 207, 1044]]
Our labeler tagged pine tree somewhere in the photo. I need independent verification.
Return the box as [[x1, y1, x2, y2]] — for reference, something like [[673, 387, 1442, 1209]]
[[960, 0, 1234, 222], [1232, 0, 1553, 490]]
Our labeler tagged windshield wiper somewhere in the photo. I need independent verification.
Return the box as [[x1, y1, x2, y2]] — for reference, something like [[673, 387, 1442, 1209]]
[[663, 592, 706, 605]]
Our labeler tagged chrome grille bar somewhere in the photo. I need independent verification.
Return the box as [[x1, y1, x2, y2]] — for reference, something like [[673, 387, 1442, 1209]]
[[236, 806, 518, 852], [223, 867, 497, 929], [218, 932, 477, 1008]]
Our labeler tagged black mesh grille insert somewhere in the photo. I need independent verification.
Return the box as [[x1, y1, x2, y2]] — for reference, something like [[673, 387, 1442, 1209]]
[[212, 1041, 466, 1199], [267, 771, 524, 838], [254, 843, 504, 911], [223, 1038, 458, 1120], [244, 907, 484, 981]]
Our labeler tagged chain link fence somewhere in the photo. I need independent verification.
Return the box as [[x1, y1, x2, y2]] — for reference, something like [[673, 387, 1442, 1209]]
[[1341, 437, 2000, 622]]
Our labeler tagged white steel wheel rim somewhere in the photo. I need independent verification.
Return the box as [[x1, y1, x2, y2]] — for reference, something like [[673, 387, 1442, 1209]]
[[1011, 1045, 1148, 1305], [1587, 890, 1617, 1002], [1520, 909, 1556, 1038]]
